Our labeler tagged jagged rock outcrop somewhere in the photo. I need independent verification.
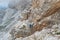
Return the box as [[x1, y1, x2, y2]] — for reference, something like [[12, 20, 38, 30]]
[[4, 0, 60, 40]]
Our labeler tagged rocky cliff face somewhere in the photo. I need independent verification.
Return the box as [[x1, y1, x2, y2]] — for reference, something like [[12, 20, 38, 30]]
[[0, 0, 60, 40]]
